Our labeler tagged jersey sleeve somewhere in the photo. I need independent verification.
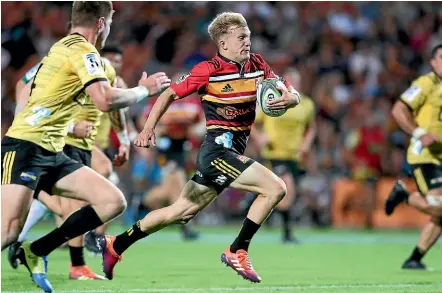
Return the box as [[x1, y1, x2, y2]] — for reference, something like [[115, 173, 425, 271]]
[[69, 42, 109, 88], [399, 75, 433, 111], [170, 62, 210, 99], [22, 63, 40, 84], [101, 57, 117, 87]]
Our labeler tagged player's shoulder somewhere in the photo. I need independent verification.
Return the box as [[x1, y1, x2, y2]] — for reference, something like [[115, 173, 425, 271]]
[[249, 53, 267, 66], [188, 57, 220, 76], [412, 72, 440, 88], [58, 34, 98, 54]]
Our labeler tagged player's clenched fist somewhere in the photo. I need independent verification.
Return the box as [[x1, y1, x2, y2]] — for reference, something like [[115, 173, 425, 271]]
[[73, 120, 93, 138], [138, 72, 171, 97], [134, 127, 156, 148]]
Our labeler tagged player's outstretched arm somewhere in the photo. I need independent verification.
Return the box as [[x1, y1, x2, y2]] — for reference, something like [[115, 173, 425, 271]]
[[133, 87, 178, 148], [392, 101, 419, 136], [392, 101, 438, 148], [14, 80, 32, 116], [86, 72, 171, 112]]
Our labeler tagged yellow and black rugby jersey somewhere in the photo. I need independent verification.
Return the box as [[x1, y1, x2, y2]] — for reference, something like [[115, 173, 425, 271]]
[[170, 53, 290, 154], [94, 113, 112, 149], [256, 94, 315, 161], [400, 72, 442, 165], [65, 57, 116, 150], [6, 33, 108, 152]]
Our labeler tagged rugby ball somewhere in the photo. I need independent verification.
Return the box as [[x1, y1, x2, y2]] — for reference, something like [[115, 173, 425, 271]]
[[256, 78, 287, 117]]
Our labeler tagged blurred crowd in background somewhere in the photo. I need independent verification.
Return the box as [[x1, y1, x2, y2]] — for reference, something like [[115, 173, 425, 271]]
[[2, 1, 442, 227]]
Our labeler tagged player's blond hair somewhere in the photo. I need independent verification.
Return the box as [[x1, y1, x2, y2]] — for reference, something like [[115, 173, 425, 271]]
[[71, 1, 113, 27], [208, 12, 248, 45]]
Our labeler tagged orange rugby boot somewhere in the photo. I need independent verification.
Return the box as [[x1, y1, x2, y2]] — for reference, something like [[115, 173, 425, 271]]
[[99, 235, 122, 280], [221, 246, 262, 283], [69, 264, 105, 280]]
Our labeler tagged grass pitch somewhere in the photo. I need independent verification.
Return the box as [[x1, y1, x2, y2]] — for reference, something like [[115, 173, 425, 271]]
[[1, 225, 441, 293]]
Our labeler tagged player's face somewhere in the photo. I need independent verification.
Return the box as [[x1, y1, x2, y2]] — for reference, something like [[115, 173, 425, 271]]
[[97, 13, 113, 49], [103, 52, 123, 75], [431, 48, 442, 77], [223, 26, 251, 63]]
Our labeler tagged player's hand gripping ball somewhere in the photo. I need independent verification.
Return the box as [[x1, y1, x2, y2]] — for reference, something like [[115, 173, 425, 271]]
[[256, 78, 287, 117]]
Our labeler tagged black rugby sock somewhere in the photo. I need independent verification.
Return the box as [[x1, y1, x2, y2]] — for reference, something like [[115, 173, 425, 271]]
[[113, 221, 148, 255], [278, 209, 291, 239], [230, 218, 261, 253], [69, 246, 85, 267], [409, 246, 426, 262], [31, 205, 103, 257]]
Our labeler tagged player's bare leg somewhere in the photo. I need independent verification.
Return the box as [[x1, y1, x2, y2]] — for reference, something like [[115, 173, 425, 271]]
[[91, 146, 112, 179], [39, 192, 63, 217], [8, 193, 60, 269], [387, 182, 442, 269], [385, 181, 442, 217], [1, 185, 34, 250], [403, 191, 442, 270], [221, 162, 286, 283], [85, 147, 113, 254], [101, 162, 284, 282], [60, 197, 105, 280], [100, 180, 217, 279], [143, 168, 199, 240], [19, 166, 126, 275], [275, 172, 297, 243]]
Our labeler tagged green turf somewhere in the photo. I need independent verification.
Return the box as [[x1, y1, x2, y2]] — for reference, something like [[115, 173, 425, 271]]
[[2, 225, 441, 293]]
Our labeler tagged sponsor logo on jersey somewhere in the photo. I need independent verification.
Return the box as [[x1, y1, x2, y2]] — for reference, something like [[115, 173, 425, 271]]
[[216, 106, 251, 120], [176, 73, 190, 84], [215, 132, 233, 148], [402, 86, 421, 102], [221, 84, 234, 93], [214, 174, 227, 185], [83, 53, 104, 75], [20, 172, 37, 182], [236, 155, 250, 164]]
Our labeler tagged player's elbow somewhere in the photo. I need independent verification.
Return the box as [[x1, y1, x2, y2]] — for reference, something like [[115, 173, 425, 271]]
[[95, 99, 111, 112], [391, 102, 403, 121], [15, 80, 26, 101], [87, 81, 113, 112]]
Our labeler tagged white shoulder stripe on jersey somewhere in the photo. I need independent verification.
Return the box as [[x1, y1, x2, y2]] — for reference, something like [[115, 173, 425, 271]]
[[209, 70, 264, 82]]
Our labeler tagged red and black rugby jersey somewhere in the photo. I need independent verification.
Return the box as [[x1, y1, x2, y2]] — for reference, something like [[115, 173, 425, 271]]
[[170, 53, 290, 154]]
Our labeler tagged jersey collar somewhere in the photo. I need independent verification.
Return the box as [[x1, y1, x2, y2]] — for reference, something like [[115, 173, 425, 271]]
[[216, 53, 248, 72], [69, 32, 87, 41]]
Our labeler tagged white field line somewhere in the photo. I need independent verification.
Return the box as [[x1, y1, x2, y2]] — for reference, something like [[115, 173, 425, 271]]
[[3, 282, 442, 293]]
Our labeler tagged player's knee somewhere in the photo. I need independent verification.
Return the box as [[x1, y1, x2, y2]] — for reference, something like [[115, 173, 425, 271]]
[[269, 178, 287, 204], [167, 202, 197, 224], [95, 160, 112, 179], [106, 188, 127, 215]]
